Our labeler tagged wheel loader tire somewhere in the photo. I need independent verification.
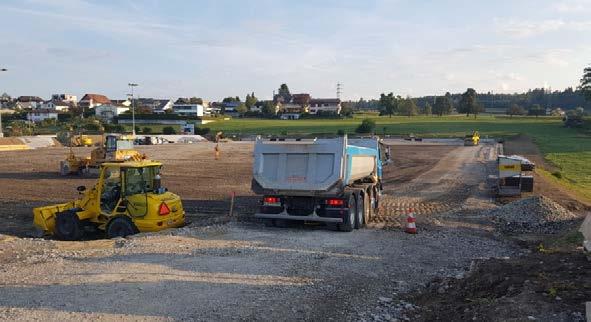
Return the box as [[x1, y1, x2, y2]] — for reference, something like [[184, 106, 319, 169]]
[[106, 216, 138, 239], [339, 194, 356, 232], [54, 211, 83, 241]]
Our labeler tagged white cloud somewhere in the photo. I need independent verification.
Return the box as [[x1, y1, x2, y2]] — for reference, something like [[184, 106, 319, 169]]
[[496, 18, 591, 38]]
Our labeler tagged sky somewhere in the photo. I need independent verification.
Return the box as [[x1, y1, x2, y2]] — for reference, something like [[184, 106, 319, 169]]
[[0, 0, 590, 101]]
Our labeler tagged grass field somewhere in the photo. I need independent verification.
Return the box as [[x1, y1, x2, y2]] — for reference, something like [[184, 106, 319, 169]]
[[206, 115, 591, 200]]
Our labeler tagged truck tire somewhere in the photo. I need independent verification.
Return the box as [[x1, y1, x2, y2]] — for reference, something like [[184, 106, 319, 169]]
[[106, 216, 138, 238], [54, 210, 83, 241], [339, 194, 356, 232], [355, 192, 365, 229]]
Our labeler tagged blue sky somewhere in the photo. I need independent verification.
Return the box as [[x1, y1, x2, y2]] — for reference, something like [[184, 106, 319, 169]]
[[0, 0, 590, 101]]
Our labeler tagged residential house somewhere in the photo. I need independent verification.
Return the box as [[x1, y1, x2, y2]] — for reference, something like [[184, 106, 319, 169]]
[[276, 93, 310, 115], [95, 104, 129, 121], [111, 99, 131, 107], [27, 109, 58, 123], [309, 98, 341, 115], [280, 113, 301, 120], [171, 103, 204, 117], [78, 94, 111, 110], [252, 100, 279, 114], [51, 94, 77, 106], [16, 96, 43, 109], [41, 100, 71, 112], [0, 93, 12, 108], [153, 99, 174, 114]]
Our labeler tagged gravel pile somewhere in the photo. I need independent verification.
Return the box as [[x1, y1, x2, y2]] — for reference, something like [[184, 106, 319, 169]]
[[489, 196, 578, 234]]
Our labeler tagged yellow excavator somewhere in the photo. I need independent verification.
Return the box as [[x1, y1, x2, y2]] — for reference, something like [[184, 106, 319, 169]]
[[71, 134, 93, 147], [60, 134, 145, 176], [35, 160, 185, 240]]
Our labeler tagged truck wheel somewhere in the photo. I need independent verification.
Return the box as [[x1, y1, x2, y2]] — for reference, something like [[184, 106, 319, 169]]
[[54, 211, 83, 241], [339, 194, 356, 232], [106, 216, 138, 238], [355, 193, 365, 229]]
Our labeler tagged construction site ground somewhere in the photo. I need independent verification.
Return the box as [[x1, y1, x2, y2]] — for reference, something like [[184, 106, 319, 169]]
[[0, 139, 589, 321]]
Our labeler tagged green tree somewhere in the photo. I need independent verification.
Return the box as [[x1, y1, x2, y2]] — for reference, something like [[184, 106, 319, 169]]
[[236, 103, 247, 115], [422, 102, 432, 115], [162, 126, 176, 134], [579, 65, 591, 101], [459, 88, 482, 118], [189, 97, 203, 104], [245, 92, 258, 111], [142, 127, 152, 134], [528, 104, 545, 117], [398, 97, 418, 117], [278, 84, 292, 102], [222, 97, 240, 103], [433, 95, 453, 116], [262, 101, 276, 116], [355, 118, 376, 133], [379, 93, 398, 117], [507, 104, 525, 117]]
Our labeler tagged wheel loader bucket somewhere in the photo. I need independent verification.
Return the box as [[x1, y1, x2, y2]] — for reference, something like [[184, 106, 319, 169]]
[[33, 203, 69, 233]]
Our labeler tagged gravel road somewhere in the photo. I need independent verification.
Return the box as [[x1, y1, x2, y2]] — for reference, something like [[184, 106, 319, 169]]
[[0, 142, 518, 321]]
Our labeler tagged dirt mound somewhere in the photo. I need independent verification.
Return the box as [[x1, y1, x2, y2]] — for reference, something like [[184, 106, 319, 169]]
[[0, 138, 24, 145], [489, 196, 578, 234]]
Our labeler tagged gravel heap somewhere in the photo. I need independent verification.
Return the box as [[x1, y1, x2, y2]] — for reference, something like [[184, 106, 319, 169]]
[[489, 196, 578, 234]]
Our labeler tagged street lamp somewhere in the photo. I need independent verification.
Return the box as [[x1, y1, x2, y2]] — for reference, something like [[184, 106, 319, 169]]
[[128, 83, 138, 136], [0, 68, 6, 137]]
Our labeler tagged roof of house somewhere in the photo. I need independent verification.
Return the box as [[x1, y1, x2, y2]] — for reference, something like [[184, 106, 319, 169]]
[[44, 100, 70, 106], [111, 99, 129, 104], [80, 94, 111, 104], [17, 96, 44, 102], [292, 93, 311, 105], [310, 98, 341, 104]]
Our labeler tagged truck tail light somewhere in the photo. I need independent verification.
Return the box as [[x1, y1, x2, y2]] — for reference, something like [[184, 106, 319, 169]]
[[263, 197, 281, 205], [159, 202, 171, 216], [326, 198, 344, 207]]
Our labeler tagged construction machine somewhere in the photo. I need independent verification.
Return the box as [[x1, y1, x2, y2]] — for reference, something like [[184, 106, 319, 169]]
[[60, 133, 145, 176], [464, 131, 480, 146], [71, 134, 94, 147], [35, 161, 185, 240]]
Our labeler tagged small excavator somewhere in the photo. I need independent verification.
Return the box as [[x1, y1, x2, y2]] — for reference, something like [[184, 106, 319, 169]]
[[60, 133, 145, 176]]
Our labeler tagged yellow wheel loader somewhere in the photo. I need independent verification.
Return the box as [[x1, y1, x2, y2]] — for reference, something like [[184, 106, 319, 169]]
[[72, 134, 93, 147], [60, 134, 145, 176], [35, 161, 185, 240], [464, 131, 480, 146]]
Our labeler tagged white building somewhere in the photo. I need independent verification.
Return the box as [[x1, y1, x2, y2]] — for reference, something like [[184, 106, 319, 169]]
[[41, 100, 70, 112], [153, 99, 174, 114], [51, 94, 77, 105], [27, 109, 58, 123], [95, 104, 129, 121], [309, 98, 341, 115], [172, 103, 204, 117]]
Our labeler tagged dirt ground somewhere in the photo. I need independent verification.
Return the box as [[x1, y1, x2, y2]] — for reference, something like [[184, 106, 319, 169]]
[[0, 140, 588, 321]]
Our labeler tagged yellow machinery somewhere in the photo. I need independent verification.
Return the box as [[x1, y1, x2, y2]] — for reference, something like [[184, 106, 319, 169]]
[[72, 134, 93, 147], [35, 161, 185, 240], [60, 134, 145, 176], [464, 131, 480, 146]]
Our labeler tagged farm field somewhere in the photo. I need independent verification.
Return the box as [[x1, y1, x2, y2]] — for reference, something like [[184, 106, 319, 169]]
[[208, 115, 591, 201]]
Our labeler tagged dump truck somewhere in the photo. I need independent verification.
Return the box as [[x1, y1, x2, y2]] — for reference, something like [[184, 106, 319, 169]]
[[60, 134, 145, 176], [252, 135, 390, 232], [35, 160, 185, 240], [464, 131, 480, 146]]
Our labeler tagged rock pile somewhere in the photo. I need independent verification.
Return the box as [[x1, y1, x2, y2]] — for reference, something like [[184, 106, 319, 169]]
[[488, 196, 578, 234]]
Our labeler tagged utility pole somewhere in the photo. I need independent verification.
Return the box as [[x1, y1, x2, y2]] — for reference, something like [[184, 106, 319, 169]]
[[336, 83, 342, 100], [0, 68, 7, 137], [128, 83, 138, 136]]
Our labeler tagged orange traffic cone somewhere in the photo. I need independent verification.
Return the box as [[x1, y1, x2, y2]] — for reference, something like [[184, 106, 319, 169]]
[[405, 208, 417, 234]]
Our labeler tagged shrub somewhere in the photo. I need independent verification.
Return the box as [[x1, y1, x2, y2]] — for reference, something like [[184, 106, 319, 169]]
[[337, 129, 345, 136], [195, 127, 210, 135], [355, 118, 376, 134], [162, 126, 176, 134], [142, 127, 152, 134], [552, 171, 562, 179]]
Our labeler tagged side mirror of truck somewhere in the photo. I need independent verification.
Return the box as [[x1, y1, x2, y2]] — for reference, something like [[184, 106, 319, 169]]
[[76, 185, 86, 193]]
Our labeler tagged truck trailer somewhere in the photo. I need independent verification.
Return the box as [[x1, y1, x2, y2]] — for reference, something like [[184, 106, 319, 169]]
[[251, 135, 390, 231]]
